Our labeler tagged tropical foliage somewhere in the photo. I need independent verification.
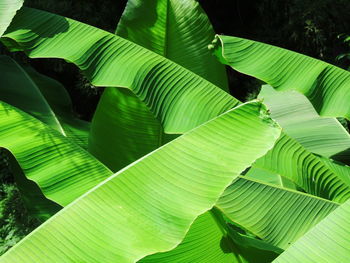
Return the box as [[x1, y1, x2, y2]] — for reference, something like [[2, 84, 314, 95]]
[[0, 0, 350, 262]]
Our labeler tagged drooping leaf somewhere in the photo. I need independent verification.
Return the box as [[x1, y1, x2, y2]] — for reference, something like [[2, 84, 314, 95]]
[[0, 0, 23, 36], [89, 0, 228, 171], [259, 85, 350, 163], [246, 85, 350, 201], [0, 101, 112, 208], [212, 35, 350, 119], [0, 55, 98, 219], [274, 199, 350, 262], [1, 7, 239, 134], [0, 101, 281, 263], [217, 176, 339, 249]]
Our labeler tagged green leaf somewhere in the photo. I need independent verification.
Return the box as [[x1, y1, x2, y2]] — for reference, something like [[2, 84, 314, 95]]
[[0, 101, 281, 263], [254, 133, 350, 203], [89, 0, 228, 170], [225, 224, 282, 263], [212, 35, 350, 119], [0, 0, 23, 36], [245, 167, 297, 190], [274, 199, 350, 262], [23, 65, 91, 149], [217, 176, 339, 249], [141, 209, 281, 263], [0, 55, 98, 219], [259, 85, 350, 163], [116, 0, 228, 89], [0, 101, 112, 208], [89, 88, 176, 171], [0, 55, 64, 133], [1, 8, 239, 134], [140, 212, 239, 263], [4, 8, 349, 204], [0, 55, 90, 149]]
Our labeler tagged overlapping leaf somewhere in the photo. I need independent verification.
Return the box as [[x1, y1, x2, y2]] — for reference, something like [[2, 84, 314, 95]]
[[259, 85, 350, 163], [116, 0, 228, 89], [0, 101, 281, 263], [0, 101, 112, 208], [89, 88, 176, 170], [274, 199, 350, 262], [217, 177, 339, 249], [212, 35, 350, 119], [0, 55, 63, 133], [140, 212, 238, 263], [2, 7, 239, 135], [254, 133, 350, 203], [0, 55, 90, 148], [23, 65, 91, 149], [89, 0, 228, 170]]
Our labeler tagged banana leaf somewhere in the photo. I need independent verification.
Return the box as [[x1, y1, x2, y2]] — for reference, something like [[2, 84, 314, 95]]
[[0, 101, 281, 263], [273, 198, 350, 262], [259, 85, 350, 164], [212, 35, 350, 119], [89, 0, 228, 171]]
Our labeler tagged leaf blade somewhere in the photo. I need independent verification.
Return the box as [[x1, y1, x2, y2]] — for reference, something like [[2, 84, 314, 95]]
[[0, 101, 281, 263]]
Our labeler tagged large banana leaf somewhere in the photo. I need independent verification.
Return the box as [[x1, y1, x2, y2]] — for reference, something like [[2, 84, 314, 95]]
[[0, 101, 112, 208], [217, 177, 339, 249], [0, 0, 23, 36], [0, 101, 281, 263], [1, 7, 239, 134], [89, 0, 228, 171], [274, 198, 350, 262], [212, 35, 350, 119], [259, 85, 350, 163]]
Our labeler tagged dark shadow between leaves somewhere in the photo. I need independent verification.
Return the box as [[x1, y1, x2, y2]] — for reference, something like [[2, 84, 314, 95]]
[[331, 147, 350, 165]]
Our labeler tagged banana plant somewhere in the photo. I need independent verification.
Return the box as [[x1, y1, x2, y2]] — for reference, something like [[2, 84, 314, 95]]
[[1, 0, 350, 262]]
